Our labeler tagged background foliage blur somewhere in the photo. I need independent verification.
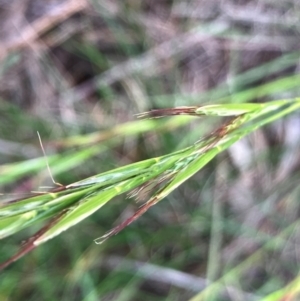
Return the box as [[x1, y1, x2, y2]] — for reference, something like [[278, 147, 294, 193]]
[[0, 0, 300, 300]]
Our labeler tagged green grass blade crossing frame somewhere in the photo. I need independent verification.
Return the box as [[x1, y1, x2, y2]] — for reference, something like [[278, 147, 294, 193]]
[[0, 99, 299, 270]]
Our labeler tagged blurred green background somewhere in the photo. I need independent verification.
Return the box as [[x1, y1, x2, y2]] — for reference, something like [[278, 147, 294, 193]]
[[1, 0, 300, 300]]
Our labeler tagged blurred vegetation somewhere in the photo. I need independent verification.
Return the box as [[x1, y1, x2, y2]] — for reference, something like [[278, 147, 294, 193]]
[[0, 0, 300, 300]]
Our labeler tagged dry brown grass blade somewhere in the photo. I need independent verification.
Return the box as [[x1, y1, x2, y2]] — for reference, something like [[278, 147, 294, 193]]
[[94, 196, 160, 245], [0, 210, 66, 271], [0, 0, 88, 60]]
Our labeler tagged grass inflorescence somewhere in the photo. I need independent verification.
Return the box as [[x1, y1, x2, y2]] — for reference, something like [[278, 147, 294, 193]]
[[1, 99, 299, 271]]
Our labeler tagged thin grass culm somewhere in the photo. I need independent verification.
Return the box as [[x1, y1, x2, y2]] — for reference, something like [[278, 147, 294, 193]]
[[0, 99, 299, 270]]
